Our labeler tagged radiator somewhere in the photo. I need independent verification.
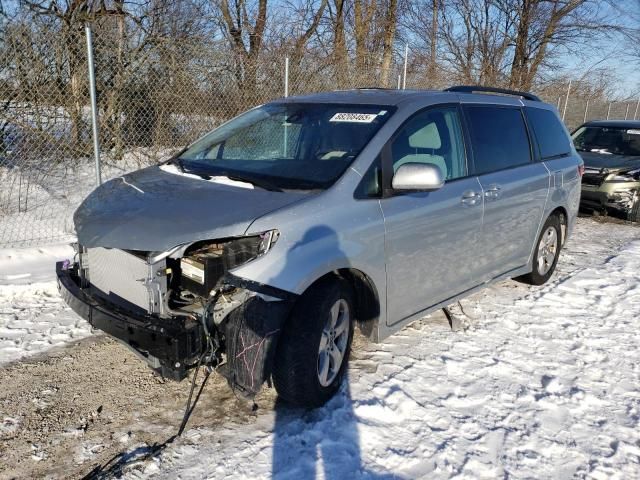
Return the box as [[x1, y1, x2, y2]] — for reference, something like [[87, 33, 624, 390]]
[[86, 247, 166, 314]]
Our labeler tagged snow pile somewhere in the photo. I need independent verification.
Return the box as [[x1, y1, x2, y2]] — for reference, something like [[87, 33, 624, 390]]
[[130, 238, 640, 479], [159, 163, 255, 189], [0, 244, 94, 366], [0, 281, 94, 366], [0, 244, 74, 285]]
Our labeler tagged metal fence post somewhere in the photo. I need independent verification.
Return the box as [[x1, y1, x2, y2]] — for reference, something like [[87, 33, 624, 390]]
[[397, 74, 401, 89], [583, 99, 589, 123], [402, 44, 408, 89], [607, 102, 612, 120], [635, 99, 640, 120], [284, 57, 289, 98], [625, 103, 630, 120], [283, 57, 289, 156], [557, 97, 562, 109], [85, 24, 101, 186], [562, 79, 571, 121]]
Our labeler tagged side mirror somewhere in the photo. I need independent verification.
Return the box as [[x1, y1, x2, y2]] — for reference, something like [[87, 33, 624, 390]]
[[391, 163, 445, 192]]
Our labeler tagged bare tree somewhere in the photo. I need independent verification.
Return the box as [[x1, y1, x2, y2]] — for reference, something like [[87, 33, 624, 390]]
[[218, 0, 327, 95], [439, 0, 513, 85], [380, 0, 398, 87], [505, 0, 614, 90], [331, 0, 349, 87], [353, 0, 377, 72], [218, 0, 269, 94]]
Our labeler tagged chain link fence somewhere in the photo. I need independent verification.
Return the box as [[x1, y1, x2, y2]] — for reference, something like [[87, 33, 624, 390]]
[[0, 12, 410, 248], [551, 95, 640, 132], [1, 16, 637, 248]]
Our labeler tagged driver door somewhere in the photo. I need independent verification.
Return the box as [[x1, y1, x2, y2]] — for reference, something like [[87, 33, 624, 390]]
[[380, 106, 484, 325]]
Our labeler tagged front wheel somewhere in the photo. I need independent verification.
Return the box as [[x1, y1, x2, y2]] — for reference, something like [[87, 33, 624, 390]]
[[272, 277, 354, 408], [516, 214, 561, 286]]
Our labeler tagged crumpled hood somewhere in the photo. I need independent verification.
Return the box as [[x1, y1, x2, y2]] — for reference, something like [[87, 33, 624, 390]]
[[74, 165, 307, 251], [579, 151, 640, 172]]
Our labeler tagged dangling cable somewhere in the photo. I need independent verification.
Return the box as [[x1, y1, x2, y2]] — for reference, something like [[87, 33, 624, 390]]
[[177, 357, 211, 437], [176, 291, 222, 437]]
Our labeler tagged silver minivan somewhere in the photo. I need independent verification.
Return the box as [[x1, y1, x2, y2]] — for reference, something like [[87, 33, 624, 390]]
[[57, 86, 582, 407]]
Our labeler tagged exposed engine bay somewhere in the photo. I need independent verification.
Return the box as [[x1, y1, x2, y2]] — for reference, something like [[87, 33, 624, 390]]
[[57, 230, 294, 399]]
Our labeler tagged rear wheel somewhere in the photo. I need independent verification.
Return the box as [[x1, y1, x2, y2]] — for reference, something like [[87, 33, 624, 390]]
[[516, 214, 561, 286], [273, 277, 354, 408]]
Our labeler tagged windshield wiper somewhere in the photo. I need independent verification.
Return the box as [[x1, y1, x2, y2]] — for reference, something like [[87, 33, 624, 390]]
[[171, 157, 186, 173], [165, 147, 190, 171]]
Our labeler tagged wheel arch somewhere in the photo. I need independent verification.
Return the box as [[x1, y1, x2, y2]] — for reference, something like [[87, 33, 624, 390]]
[[298, 268, 381, 342], [549, 205, 568, 245]]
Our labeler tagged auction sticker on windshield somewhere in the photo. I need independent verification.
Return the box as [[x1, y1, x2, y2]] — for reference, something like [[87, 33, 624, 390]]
[[330, 112, 379, 123]]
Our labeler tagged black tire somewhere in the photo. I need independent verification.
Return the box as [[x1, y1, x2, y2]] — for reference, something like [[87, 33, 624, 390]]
[[516, 214, 562, 286], [272, 277, 355, 408]]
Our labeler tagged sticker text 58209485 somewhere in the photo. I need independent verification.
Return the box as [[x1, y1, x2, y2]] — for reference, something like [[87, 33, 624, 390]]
[[329, 112, 379, 123]]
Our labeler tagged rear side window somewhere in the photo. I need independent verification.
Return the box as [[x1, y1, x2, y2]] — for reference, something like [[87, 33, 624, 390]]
[[464, 106, 531, 175], [526, 107, 572, 159]]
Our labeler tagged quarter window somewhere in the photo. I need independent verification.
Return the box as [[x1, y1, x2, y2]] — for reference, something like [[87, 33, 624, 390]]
[[525, 107, 572, 159], [390, 107, 467, 181], [465, 106, 532, 175]]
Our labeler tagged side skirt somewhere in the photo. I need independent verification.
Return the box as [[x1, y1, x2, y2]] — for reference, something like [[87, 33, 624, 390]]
[[376, 264, 531, 341]]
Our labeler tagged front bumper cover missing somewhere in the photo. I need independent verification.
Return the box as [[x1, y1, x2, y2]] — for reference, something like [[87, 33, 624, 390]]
[[56, 261, 297, 395]]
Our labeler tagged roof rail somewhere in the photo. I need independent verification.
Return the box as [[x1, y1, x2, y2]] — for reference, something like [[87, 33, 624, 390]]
[[356, 87, 396, 91], [444, 85, 541, 102]]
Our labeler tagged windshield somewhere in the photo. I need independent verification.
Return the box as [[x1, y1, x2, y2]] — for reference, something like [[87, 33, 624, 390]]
[[572, 126, 640, 156], [177, 103, 394, 190]]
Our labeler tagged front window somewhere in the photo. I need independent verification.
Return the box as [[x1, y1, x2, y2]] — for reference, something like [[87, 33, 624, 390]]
[[572, 126, 640, 156], [177, 103, 394, 190], [390, 106, 467, 180]]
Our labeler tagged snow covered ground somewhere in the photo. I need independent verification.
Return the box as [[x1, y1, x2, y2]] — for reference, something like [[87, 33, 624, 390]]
[[0, 245, 94, 365], [0, 217, 639, 478], [123, 219, 640, 479]]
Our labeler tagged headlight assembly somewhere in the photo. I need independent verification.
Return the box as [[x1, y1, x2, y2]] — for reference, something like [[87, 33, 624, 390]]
[[610, 175, 635, 182], [610, 169, 640, 183], [179, 231, 279, 296]]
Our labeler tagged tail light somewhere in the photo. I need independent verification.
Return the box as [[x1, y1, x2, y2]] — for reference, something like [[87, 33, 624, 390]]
[[578, 164, 585, 177]]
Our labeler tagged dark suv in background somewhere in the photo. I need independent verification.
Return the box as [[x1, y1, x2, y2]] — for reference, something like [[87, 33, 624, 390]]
[[573, 120, 640, 221]]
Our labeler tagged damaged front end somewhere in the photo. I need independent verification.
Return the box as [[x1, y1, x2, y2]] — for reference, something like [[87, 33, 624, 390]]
[[56, 233, 297, 399], [581, 166, 640, 219]]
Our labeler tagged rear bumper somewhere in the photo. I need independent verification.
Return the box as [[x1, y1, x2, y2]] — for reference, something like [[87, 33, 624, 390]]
[[56, 261, 203, 380]]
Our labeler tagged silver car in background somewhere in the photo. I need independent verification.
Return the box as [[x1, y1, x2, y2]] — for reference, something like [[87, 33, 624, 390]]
[[57, 86, 582, 407]]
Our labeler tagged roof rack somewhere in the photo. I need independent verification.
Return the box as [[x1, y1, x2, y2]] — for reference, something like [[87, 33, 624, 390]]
[[356, 87, 396, 91], [444, 85, 541, 102]]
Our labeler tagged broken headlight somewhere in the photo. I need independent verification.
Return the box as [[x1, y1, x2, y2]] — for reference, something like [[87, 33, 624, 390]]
[[179, 230, 279, 296], [610, 169, 640, 182]]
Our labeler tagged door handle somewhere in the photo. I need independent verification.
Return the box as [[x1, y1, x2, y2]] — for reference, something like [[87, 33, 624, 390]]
[[484, 185, 501, 199], [461, 190, 482, 206]]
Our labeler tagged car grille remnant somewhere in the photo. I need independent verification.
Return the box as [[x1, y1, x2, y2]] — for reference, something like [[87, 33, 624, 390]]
[[85, 247, 168, 315], [582, 168, 606, 187]]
